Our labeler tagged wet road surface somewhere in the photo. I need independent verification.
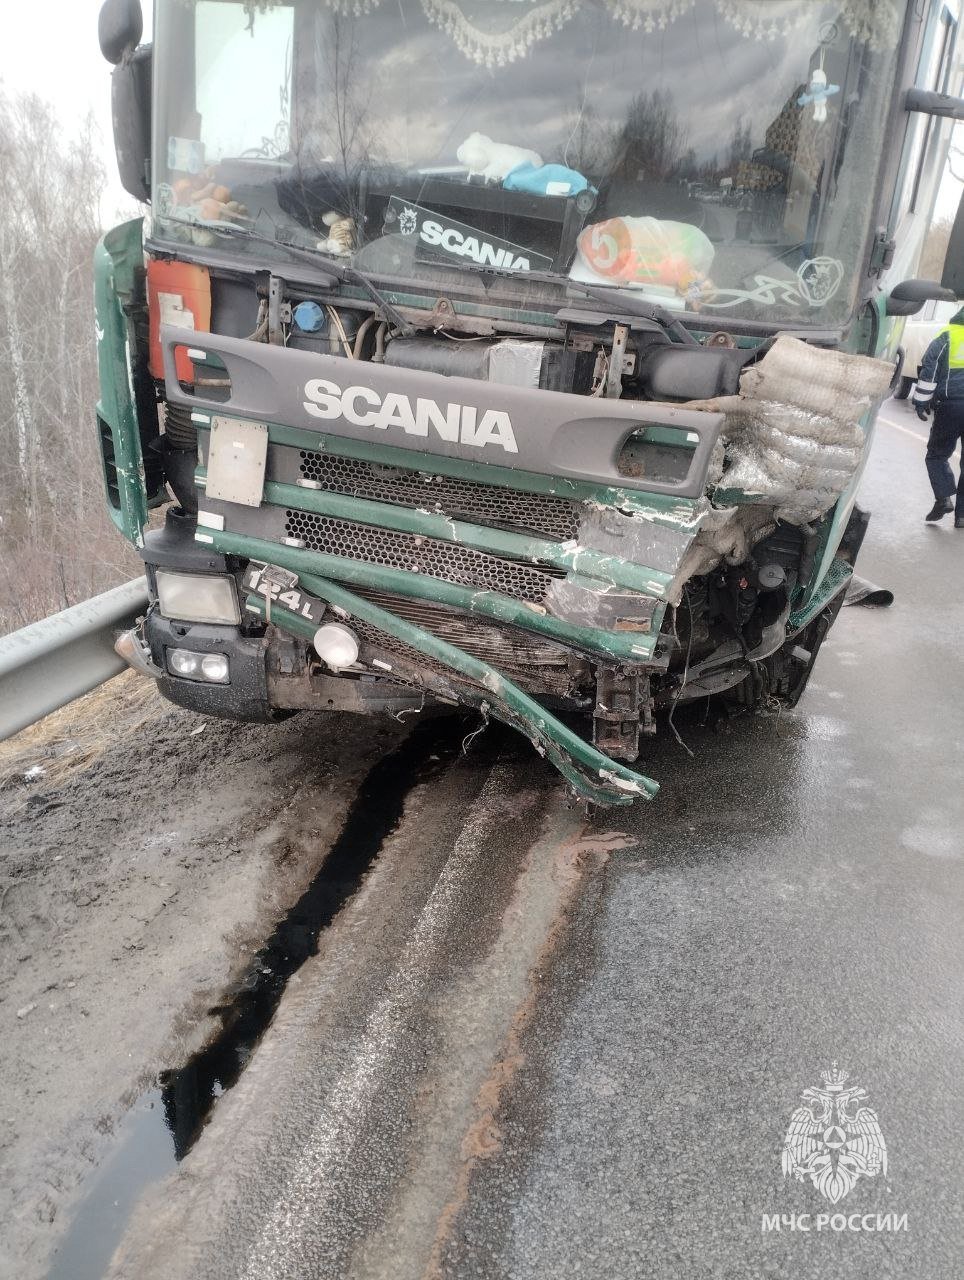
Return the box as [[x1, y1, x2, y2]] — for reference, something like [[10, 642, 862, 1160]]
[[101, 402, 962, 1280]]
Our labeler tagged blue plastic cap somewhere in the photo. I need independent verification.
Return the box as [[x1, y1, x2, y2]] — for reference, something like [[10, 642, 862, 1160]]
[[293, 300, 326, 333]]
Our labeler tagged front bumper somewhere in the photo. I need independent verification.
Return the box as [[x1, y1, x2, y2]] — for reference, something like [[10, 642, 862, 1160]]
[[144, 610, 277, 722]]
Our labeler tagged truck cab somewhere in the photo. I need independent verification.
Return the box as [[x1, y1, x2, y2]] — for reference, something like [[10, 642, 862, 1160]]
[[96, 0, 963, 805]]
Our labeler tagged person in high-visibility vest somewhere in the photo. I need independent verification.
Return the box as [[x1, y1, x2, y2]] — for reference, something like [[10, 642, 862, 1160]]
[[913, 306, 964, 525]]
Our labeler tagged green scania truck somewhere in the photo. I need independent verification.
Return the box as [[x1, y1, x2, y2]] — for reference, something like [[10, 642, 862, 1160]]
[[96, 0, 963, 805]]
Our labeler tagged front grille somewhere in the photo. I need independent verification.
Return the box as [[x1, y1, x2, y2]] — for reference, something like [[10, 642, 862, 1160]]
[[284, 509, 563, 603], [297, 449, 580, 541]]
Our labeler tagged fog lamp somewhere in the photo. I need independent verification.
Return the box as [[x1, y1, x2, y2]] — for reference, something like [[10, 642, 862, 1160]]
[[312, 622, 360, 672], [167, 648, 231, 683], [200, 653, 230, 683], [156, 571, 241, 625], [168, 648, 200, 677]]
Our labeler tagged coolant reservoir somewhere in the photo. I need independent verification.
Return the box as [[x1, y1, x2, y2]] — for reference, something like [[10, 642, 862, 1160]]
[[147, 258, 212, 382]]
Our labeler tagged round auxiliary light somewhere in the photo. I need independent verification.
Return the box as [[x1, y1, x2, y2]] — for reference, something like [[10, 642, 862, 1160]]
[[312, 622, 360, 672], [200, 653, 230, 683]]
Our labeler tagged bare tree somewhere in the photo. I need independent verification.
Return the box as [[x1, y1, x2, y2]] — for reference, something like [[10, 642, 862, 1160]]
[[611, 90, 688, 184], [0, 89, 139, 632], [562, 101, 620, 177]]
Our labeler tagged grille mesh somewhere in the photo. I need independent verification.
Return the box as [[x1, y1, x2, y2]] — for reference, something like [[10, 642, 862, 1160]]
[[284, 509, 563, 603], [351, 619, 485, 694], [353, 588, 579, 696], [297, 449, 580, 541]]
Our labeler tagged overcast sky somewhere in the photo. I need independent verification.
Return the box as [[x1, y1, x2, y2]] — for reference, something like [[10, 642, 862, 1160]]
[[0, 0, 959, 224]]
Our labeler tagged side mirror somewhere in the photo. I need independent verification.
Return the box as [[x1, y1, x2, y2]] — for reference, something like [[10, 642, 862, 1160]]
[[111, 44, 152, 203], [886, 278, 957, 317], [942, 191, 964, 299], [98, 0, 143, 65]]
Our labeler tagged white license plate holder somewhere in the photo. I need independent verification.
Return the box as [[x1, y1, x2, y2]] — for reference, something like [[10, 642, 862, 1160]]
[[205, 416, 268, 507]]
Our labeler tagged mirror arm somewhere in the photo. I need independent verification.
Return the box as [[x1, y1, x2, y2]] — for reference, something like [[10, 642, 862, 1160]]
[[886, 279, 958, 318], [886, 297, 927, 317], [905, 87, 964, 120]]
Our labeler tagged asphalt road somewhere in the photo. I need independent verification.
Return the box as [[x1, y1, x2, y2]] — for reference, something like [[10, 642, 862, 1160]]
[[106, 399, 962, 1280], [440, 404, 964, 1280]]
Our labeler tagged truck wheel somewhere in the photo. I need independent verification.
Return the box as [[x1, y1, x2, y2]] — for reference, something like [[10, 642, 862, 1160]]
[[893, 376, 914, 400]]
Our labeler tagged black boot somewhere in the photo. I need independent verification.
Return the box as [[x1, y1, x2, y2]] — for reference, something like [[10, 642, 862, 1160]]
[[926, 497, 954, 521]]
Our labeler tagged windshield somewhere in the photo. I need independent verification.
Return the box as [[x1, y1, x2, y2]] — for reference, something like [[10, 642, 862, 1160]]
[[152, 0, 906, 326]]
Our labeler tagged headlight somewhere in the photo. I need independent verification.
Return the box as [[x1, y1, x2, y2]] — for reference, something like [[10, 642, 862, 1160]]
[[155, 571, 240, 625], [168, 649, 200, 677], [200, 653, 230, 682]]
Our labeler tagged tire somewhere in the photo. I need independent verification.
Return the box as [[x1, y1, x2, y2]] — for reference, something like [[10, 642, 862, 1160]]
[[893, 376, 914, 401]]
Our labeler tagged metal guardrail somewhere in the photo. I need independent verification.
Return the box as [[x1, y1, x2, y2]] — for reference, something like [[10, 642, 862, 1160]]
[[0, 578, 149, 742]]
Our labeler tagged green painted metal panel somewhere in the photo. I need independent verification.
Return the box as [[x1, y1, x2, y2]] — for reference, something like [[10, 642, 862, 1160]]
[[230, 421, 702, 530], [94, 219, 151, 545], [788, 556, 852, 631]]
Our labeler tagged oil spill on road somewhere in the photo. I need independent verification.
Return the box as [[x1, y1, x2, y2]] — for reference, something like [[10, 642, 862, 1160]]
[[160, 714, 471, 1158], [45, 713, 475, 1280]]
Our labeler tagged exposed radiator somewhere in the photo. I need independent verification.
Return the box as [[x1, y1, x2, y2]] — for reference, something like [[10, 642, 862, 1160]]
[[351, 589, 583, 697]]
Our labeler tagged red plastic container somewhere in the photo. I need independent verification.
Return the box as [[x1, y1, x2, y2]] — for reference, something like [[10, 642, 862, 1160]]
[[147, 258, 212, 383]]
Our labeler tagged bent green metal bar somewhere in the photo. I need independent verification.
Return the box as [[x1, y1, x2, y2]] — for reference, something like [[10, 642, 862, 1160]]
[[243, 581, 659, 807], [206, 529, 663, 662]]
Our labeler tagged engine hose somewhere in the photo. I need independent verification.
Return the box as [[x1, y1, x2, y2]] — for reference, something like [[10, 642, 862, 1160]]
[[373, 321, 388, 363], [352, 315, 377, 359], [163, 402, 197, 451]]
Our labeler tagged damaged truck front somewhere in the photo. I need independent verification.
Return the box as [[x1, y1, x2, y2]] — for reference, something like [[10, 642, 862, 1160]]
[[97, 0, 964, 805]]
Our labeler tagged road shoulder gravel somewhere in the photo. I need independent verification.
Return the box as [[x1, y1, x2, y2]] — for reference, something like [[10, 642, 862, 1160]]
[[0, 676, 409, 1280]]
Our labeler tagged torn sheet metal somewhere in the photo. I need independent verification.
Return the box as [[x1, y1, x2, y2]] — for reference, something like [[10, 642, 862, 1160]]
[[208, 527, 663, 664], [245, 579, 659, 808], [545, 504, 700, 632], [669, 336, 893, 602], [708, 336, 892, 522], [545, 575, 664, 635]]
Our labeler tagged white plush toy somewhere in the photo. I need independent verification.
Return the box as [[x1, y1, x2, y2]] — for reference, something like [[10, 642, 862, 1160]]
[[457, 132, 543, 183]]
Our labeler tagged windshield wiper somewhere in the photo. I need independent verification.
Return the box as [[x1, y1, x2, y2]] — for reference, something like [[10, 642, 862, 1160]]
[[560, 282, 698, 345], [452, 260, 697, 345], [160, 213, 696, 345], [157, 214, 415, 335]]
